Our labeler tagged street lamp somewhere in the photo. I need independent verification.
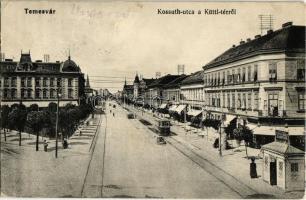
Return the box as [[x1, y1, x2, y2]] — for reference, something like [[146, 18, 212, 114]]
[[55, 91, 62, 158]]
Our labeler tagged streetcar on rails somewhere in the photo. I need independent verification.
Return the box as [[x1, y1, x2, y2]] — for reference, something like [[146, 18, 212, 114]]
[[157, 119, 171, 136]]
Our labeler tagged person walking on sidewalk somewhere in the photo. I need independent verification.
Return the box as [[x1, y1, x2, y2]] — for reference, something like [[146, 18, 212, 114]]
[[250, 157, 258, 178], [43, 140, 48, 152]]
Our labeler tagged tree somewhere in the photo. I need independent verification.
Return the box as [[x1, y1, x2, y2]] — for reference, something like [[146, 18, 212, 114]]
[[233, 125, 253, 158], [8, 104, 27, 146], [1, 105, 11, 141], [28, 104, 39, 112], [27, 111, 47, 151]]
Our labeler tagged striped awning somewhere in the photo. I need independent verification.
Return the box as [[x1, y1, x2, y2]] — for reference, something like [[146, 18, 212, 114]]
[[159, 103, 167, 109], [175, 105, 187, 113], [247, 124, 305, 136], [187, 110, 202, 117], [169, 105, 178, 112]]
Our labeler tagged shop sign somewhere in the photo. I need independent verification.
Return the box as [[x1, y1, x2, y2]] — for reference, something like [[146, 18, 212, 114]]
[[275, 130, 289, 143]]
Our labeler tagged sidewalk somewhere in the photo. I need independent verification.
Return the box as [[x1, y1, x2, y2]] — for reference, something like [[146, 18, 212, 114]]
[[0, 115, 101, 197], [128, 105, 304, 199]]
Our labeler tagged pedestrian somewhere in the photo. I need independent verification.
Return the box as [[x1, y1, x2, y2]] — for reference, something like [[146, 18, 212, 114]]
[[113, 112, 115, 117], [43, 140, 48, 152], [63, 138, 68, 149], [250, 157, 258, 178], [79, 130, 82, 136]]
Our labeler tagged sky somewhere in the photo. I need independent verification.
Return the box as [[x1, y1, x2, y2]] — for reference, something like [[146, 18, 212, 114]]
[[1, 1, 305, 93]]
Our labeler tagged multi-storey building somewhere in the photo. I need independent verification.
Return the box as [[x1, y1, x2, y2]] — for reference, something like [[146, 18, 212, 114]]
[[144, 74, 181, 108], [0, 52, 85, 107], [202, 22, 305, 147], [162, 74, 187, 105], [180, 70, 205, 120], [133, 74, 155, 104]]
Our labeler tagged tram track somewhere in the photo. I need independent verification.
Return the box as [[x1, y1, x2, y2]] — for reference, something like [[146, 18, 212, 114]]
[[80, 114, 104, 197], [127, 105, 258, 198]]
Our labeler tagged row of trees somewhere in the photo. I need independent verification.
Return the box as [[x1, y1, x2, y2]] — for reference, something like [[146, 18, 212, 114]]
[[1, 102, 93, 151]]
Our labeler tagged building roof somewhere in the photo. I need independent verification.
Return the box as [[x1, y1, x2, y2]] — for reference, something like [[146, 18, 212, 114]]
[[62, 56, 80, 72], [134, 74, 140, 84], [147, 74, 181, 89], [203, 24, 305, 70], [20, 53, 32, 63], [142, 78, 156, 85], [261, 142, 304, 156], [163, 74, 188, 89], [123, 84, 134, 90], [180, 70, 204, 85]]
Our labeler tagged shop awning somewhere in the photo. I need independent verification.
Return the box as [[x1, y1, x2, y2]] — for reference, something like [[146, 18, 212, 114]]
[[175, 105, 187, 113], [159, 103, 167, 109], [247, 125, 305, 136], [187, 110, 202, 117], [169, 105, 178, 112], [224, 114, 236, 126]]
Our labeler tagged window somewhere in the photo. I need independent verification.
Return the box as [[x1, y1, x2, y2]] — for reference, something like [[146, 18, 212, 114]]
[[68, 78, 73, 87], [35, 77, 40, 87], [27, 77, 32, 87], [254, 65, 258, 81], [298, 92, 306, 110], [247, 66, 252, 82], [21, 77, 26, 87], [237, 93, 241, 109], [232, 69, 236, 83], [227, 92, 231, 108], [3, 89, 8, 98], [50, 89, 55, 98], [21, 89, 25, 98], [237, 68, 241, 83], [43, 89, 48, 99], [4, 77, 9, 87], [297, 60, 305, 80], [254, 91, 259, 110], [268, 93, 279, 116], [35, 89, 40, 99], [291, 163, 299, 172], [222, 71, 225, 85], [11, 89, 16, 99], [50, 78, 54, 87], [242, 67, 246, 82], [222, 93, 226, 107], [57, 78, 62, 87], [269, 62, 277, 81], [43, 77, 48, 87], [11, 77, 17, 87], [247, 93, 252, 110], [68, 89, 73, 99], [232, 93, 235, 108], [27, 89, 32, 98], [242, 93, 246, 109]]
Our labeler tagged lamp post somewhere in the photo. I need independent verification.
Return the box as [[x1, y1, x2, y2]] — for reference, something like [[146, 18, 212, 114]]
[[55, 91, 61, 158]]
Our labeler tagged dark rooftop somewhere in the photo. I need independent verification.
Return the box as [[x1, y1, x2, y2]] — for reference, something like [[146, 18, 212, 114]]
[[204, 24, 305, 69], [147, 74, 181, 88], [142, 78, 156, 85], [181, 71, 204, 85], [163, 74, 188, 89]]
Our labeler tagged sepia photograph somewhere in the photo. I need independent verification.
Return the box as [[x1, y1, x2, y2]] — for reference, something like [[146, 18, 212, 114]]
[[0, 0, 305, 199]]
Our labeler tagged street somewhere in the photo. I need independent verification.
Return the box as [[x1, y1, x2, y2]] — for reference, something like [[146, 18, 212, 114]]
[[81, 102, 241, 198]]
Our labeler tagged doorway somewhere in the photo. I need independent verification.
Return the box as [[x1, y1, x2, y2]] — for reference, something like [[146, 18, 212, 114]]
[[270, 161, 277, 185]]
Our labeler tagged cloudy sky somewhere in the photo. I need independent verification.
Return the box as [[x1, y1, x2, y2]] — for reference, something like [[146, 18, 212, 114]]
[[1, 1, 305, 92]]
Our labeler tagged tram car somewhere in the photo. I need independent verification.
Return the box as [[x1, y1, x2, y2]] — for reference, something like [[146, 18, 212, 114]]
[[157, 119, 171, 136]]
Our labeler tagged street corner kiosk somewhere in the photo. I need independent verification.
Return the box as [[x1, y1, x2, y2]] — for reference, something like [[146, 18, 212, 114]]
[[261, 130, 305, 192]]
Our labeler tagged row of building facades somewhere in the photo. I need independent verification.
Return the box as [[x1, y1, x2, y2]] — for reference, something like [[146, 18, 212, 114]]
[[121, 22, 305, 149], [0, 52, 94, 107]]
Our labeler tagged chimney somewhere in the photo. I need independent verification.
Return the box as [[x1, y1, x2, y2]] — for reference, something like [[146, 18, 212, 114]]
[[267, 29, 273, 34], [282, 22, 293, 28], [254, 34, 261, 39], [240, 40, 245, 45], [246, 38, 251, 42], [4, 58, 13, 62], [232, 44, 236, 48], [36, 60, 42, 62], [56, 61, 60, 63]]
